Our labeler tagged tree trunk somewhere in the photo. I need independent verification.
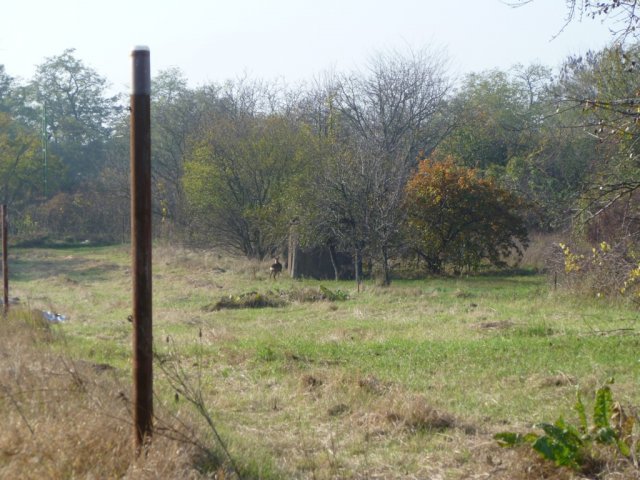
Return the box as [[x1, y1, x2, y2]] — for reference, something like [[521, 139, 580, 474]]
[[417, 250, 442, 274], [427, 257, 442, 274], [354, 248, 361, 292], [328, 243, 339, 281], [381, 246, 391, 286], [288, 222, 299, 278]]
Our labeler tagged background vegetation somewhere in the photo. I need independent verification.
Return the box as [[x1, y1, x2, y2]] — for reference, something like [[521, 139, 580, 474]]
[[0, 10, 638, 284], [2, 22, 639, 287]]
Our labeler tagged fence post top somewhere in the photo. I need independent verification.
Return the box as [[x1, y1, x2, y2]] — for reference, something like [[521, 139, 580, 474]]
[[130, 47, 151, 95]]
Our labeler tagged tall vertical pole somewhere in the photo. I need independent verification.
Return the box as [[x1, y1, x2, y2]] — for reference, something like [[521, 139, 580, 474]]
[[42, 103, 48, 198], [1, 205, 7, 315], [130, 46, 153, 452]]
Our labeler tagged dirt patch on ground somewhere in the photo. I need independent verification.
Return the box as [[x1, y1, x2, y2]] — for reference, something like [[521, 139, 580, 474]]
[[385, 396, 458, 432], [535, 373, 578, 388], [474, 320, 516, 330]]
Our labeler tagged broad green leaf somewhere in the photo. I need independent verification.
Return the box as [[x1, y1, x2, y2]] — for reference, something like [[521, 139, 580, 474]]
[[595, 426, 617, 445], [617, 438, 631, 457], [574, 391, 588, 434], [537, 420, 583, 451], [532, 436, 579, 469], [494, 432, 531, 447], [593, 386, 613, 429], [556, 418, 584, 446]]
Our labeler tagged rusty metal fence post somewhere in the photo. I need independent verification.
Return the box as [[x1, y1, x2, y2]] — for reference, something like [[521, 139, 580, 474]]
[[1, 205, 7, 314], [130, 46, 153, 452]]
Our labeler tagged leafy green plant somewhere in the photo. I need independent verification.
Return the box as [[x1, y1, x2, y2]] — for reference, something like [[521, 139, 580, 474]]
[[203, 291, 287, 311], [202, 286, 349, 311], [319, 285, 349, 301], [495, 382, 639, 471]]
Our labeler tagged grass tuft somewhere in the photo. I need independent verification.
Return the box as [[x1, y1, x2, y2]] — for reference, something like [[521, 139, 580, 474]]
[[385, 395, 458, 433], [203, 285, 350, 311], [203, 291, 287, 311]]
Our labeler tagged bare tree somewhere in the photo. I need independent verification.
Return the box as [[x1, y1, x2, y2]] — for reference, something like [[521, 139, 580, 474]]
[[316, 48, 451, 285], [509, 0, 640, 41]]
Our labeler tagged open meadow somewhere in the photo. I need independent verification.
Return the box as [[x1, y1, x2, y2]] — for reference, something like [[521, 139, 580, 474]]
[[1, 243, 639, 479]]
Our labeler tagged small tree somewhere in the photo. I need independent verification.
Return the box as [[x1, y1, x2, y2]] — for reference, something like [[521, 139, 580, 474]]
[[404, 156, 529, 273], [183, 114, 315, 258]]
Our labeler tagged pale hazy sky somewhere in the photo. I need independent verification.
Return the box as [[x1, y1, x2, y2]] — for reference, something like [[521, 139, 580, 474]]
[[1, 0, 615, 92]]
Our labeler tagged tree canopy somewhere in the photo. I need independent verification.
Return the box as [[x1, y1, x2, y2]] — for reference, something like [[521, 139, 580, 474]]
[[404, 156, 529, 273]]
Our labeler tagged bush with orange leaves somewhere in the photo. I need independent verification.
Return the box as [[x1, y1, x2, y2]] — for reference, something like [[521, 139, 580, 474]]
[[404, 156, 529, 274]]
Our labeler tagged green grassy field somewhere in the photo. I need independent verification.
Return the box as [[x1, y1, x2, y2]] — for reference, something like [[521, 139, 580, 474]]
[[2, 243, 639, 479]]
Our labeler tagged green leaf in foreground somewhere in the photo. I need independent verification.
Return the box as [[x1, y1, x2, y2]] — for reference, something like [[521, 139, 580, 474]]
[[532, 435, 580, 469], [593, 385, 613, 430], [574, 391, 588, 435], [494, 432, 525, 447], [494, 431, 538, 447], [495, 382, 640, 472]]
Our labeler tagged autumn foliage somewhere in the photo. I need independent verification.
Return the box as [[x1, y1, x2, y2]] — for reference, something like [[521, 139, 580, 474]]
[[404, 156, 529, 273]]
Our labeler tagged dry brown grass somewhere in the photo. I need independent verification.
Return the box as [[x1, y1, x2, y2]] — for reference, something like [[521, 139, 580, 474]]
[[0, 309, 222, 479], [520, 231, 566, 271]]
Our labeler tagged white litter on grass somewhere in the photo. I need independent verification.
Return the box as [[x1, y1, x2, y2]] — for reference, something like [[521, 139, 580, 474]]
[[42, 311, 67, 323]]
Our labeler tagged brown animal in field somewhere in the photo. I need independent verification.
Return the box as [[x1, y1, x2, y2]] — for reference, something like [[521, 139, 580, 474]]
[[270, 257, 283, 279]]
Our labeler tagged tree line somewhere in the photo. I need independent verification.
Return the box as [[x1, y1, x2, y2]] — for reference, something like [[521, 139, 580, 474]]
[[1, 29, 639, 284]]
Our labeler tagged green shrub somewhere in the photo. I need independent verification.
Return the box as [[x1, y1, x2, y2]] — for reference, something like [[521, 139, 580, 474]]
[[203, 291, 287, 311], [203, 286, 349, 311], [495, 381, 639, 473], [318, 285, 349, 301]]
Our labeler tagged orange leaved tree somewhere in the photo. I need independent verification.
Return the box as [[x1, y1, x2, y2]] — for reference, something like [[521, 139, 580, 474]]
[[404, 156, 529, 274]]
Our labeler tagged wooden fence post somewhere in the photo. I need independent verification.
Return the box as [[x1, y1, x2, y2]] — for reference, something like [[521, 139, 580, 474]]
[[130, 46, 153, 452], [2, 205, 7, 314]]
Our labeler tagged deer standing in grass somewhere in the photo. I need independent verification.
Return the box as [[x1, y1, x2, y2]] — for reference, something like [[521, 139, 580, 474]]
[[270, 257, 283, 279]]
